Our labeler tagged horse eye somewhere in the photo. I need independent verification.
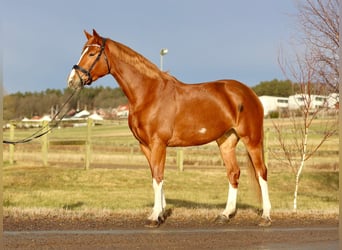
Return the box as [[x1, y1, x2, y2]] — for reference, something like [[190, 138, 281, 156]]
[[89, 53, 96, 57]]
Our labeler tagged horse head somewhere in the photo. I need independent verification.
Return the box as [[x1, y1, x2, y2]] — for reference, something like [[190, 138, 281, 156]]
[[67, 29, 110, 90]]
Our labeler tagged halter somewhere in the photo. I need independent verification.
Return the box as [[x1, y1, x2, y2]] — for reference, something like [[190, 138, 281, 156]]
[[72, 37, 110, 86]]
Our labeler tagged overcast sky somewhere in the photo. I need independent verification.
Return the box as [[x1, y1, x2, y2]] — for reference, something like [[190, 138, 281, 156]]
[[3, 0, 298, 94]]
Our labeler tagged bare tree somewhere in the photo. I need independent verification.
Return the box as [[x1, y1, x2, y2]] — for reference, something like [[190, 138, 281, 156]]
[[274, 53, 337, 211], [296, 0, 339, 93], [275, 0, 339, 211]]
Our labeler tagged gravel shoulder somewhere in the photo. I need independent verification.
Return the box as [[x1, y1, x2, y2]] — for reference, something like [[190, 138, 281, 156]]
[[4, 210, 339, 250]]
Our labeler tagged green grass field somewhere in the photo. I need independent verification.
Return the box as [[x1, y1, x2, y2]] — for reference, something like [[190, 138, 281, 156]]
[[3, 118, 339, 217], [3, 162, 338, 214]]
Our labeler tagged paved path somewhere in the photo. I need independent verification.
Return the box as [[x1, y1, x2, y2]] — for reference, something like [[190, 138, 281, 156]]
[[4, 226, 339, 249]]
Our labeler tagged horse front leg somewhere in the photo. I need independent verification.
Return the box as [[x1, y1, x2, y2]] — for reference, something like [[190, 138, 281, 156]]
[[140, 142, 167, 228], [148, 178, 166, 224]]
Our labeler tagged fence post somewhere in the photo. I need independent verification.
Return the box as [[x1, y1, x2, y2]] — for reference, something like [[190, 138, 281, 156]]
[[9, 122, 15, 164], [85, 118, 93, 170], [177, 148, 184, 172], [41, 120, 49, 166], [129, 147, 134, 163]]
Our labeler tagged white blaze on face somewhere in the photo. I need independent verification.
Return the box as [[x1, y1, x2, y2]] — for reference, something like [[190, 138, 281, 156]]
[[77, 47, 89, 64], [68, 69, 76, 83], [68, 47, 89, 83]]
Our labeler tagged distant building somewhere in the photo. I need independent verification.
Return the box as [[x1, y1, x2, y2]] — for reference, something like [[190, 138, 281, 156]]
[[288, 94, 328, 111], [116, 104, 129, 118], [327, 93, 339, 109], [258, 96, 289, 117], [73, 109, 90, 118], [89, 112, 104, 121]]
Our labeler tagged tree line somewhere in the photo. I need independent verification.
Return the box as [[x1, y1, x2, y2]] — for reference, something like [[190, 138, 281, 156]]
[[3, 79, 302, 120], [3, 86, 128, 120]]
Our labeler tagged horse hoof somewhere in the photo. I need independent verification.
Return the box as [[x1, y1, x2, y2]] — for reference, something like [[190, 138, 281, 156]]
[[145, 209, 172, 228], [163, 208, 173, 219], [258, 218, 272, 227], [144, 219, 161, 228], [214, 214, 229, 224]]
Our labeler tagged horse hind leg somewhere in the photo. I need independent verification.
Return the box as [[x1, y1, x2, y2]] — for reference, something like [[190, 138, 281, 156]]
[[215, 131, 240, 223], [243, 139, 272, 226]]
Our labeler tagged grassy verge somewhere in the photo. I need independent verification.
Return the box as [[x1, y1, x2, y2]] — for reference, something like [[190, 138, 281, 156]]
[[3, 163, 338, 217]]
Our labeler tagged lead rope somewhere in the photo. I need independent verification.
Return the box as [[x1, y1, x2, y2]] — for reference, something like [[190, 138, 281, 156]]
[[3, 89, 81, 145]]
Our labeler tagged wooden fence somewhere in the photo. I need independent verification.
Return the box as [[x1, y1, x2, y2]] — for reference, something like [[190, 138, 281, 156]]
[[6, 119, 92, 170], [5, 118, 337, 171], [5, 119, 189, 171]]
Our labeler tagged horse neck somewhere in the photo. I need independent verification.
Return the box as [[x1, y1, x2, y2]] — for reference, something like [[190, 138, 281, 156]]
[[106, 40, 166, 106]]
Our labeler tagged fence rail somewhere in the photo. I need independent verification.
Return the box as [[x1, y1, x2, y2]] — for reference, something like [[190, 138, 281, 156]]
[[4, 119, 193, 170], [3, 118, 338, 171]]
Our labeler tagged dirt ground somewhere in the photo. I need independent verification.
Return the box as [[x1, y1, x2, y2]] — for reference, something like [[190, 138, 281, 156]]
[[4, 211, 339, 249]]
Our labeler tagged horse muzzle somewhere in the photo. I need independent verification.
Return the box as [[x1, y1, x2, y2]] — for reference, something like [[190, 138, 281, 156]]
[[67, 65, 92, 90], [67, 69, 83, 90]]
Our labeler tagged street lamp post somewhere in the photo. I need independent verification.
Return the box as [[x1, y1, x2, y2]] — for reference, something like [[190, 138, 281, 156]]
[[159, 47, 183, 171], [160, 48, 168, 71]]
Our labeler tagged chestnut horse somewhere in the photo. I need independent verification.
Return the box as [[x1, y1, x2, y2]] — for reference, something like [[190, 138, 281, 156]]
[[68, 30, 271, 227]]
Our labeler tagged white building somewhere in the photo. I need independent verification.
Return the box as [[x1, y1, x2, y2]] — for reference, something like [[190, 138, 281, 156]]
[[327, 93, 339, 109], [73, 109, 90, 118], [288, 94, 328, 111], [89, 112, 104, 121], [258, 96, 289, 117], [116, 104, 129, 118]]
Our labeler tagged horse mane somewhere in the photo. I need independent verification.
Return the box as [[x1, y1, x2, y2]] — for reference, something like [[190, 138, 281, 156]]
[[110, 39, 171, 80]]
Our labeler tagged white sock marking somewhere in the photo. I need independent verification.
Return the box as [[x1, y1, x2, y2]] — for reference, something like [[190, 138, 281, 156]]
[[223, 182, 237, 217], [258, 175, 271, 220], [149, 179, 165, 221]]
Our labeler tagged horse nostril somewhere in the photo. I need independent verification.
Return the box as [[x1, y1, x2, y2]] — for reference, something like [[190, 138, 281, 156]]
[[67, 79, 83, 90], [67, 78, 77, 89], [67, 78, 74, 87]]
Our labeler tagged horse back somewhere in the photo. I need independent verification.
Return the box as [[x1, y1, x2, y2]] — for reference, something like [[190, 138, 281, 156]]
[[166, 79, 263, 146]]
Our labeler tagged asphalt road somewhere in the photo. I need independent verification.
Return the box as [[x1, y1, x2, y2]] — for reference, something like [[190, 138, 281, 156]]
[[4, 224, 339, 249]]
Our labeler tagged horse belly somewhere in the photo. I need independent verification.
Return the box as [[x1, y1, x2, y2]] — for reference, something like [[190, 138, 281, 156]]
[[168, 119, 230, 147], [168, 95, 236, 146]]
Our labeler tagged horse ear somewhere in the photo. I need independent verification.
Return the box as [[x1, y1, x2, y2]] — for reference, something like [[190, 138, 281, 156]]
[[92, 29, 100, 38], [84, 30, 92, 40]]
